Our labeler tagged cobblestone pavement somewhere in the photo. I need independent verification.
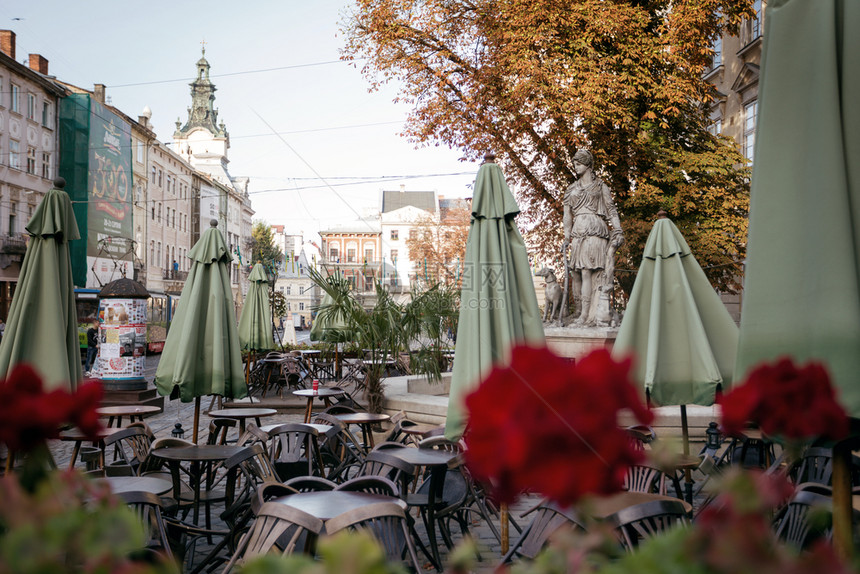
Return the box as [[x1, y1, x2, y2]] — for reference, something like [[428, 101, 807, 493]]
[[43, 356, 542, 572]]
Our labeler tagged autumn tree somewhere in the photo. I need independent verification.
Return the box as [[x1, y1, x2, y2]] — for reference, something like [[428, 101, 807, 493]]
[[405, 203, 471, 287], [342, 0, 754, 294]]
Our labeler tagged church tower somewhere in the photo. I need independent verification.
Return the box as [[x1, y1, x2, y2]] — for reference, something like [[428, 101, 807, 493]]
[[173, 46, 232, 186]]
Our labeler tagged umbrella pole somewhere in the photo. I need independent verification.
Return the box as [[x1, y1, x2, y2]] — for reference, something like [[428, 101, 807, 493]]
[[193, 396, 201, 444], [500, 503, 509, 555], [831, 440, 853, 560], [680, 405, 693, 505]]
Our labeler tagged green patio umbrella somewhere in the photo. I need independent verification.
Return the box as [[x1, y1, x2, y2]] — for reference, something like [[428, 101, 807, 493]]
[[445, 154, 545, 439], [734, 0, 860, 555], [154, 219, 246, 443], [613, 213, 739, 492], [0, 178, 81, 391], [238, 263, 275, 382]]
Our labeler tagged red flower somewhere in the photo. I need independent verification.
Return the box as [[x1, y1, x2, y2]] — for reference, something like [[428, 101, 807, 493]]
[[463, 346, 653, 506], [0, 364, 104, 453], [720, 358, 848, 441]]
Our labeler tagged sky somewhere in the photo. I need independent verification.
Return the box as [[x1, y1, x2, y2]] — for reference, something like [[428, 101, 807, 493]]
[[0, 0, 479, 239]]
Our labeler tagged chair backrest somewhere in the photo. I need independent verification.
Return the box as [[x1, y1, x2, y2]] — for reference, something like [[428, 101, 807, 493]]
[[623, 464, 669, 495], [321, 404, 359, 415], [358, 451, 416, 497], [607, 499, 690, 550], [325, 501, 421, 572], [625, 425, 657, 451], [251, 483, 299, 516], [103, 426, 153, 475], [337, 475, 400, 497], [313, 415, 366, 481], [127, 421, 156, 442], [773, 489, 835, 549], [237, 423, 271, 447], [267, 424, 322, 469], [138, 437, 196, 475], [282, 475, 338, 493], [418, 435, 463, 453], [116, 490, 174, 560], [223, 502, 325, 573], [208, 418, 238, 445], [224, 443, 281, 499], [503, 501, 584, 562]]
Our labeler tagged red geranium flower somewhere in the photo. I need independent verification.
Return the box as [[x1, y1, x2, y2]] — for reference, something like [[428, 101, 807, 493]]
[[463, 346, 653, 506], [0, 364, 104, 453], [720, 358, 848, 441]]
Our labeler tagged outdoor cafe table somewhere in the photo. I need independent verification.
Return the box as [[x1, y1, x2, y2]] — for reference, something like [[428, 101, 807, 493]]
[[151, 445, 246, 524], [59, 426, 124, 469], [293, 388, 345, 423], [100, 475, 173, 496], [332, 412, 391, 450], [380, 445, 459, 568], [95, 405, 162, 428], [208, 407, 278, 435]]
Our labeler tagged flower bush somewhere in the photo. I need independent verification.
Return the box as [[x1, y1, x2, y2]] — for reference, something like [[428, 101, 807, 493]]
[[463, 346, 653, 505], [719, 357, 848, 441]]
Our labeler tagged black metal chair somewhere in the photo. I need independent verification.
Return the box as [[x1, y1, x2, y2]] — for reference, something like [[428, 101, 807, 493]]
[[502, 500, 584, 563], [607, 499, 690, 551]]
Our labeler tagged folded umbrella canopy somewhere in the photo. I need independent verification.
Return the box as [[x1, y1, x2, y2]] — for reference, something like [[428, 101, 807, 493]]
[[0, 178, 82, 390], [735, 0, 860, 555], [614, 214, 739, 456], [445, 154, 545, 439], [155, 220, 246, 442], [238, 263, 275, 353]]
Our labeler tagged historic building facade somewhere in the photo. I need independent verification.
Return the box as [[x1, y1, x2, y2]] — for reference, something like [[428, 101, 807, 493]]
[[0, 31, 65, 318]]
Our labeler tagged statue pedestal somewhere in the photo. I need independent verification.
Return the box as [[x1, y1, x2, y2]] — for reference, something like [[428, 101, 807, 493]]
[[544, 325, 618, 361]]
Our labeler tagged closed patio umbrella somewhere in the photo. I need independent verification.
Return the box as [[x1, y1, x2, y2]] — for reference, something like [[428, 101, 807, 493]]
[[445, 154, 545, 437], [734, 0, 860, 556], [238, 263, 275, 383], [154, 220, 246, 442], [0, 178, 82, 391], [613, 212, 739, 499]]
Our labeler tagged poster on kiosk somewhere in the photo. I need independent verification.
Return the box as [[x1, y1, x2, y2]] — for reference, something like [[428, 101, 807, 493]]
[[95, 298, 147, 380]]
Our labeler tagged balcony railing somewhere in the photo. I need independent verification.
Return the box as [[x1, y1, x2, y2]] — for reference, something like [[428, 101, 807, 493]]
[[162, 269, 188, 281], [0, 233, 28, 255]]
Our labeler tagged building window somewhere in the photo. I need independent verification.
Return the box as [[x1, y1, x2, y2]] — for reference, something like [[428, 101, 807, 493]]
[[157, 203, 162, 223], [711, 36, 722, 69], [347, 248, 356, 263], [286, 285, 291, 295], [299, 302, 304, 311], [329, 248, 339, 261], [41, 153, 51, 179], [409, 228, 417, 240], [136, 140, 144, 163], [150, 241, 154, 262], [158, 169, 163, 187], [157, 242, 162, 266], [390, 249, 398, 262], [9, 140, 20, 170], [9, 202, 16, 234], [390, 230, 399, 241], [707, 118, 722, 137], [26, 147, 36, 174], [27, 93, 36, 120], [10, 84, 19, 113], [743, 100, 758, 164], [42, 102, 51, 127], [151, 166, 157, 182], [741, 0, 763, 46], [365, 248, 374, 263], [166, 174, 172, 193]]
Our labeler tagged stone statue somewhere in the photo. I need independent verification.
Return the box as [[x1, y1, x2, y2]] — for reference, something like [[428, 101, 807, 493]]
[[535, 267, 563, 323], [561, 150, 624, 326]]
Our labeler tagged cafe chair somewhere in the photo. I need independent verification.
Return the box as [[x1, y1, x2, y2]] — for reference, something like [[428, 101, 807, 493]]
[[771, 489, 854, 549], [267, 423, 325, 480], [313, 413, 366, 481], [138, 437, 197, 516], [625, 425, 657, 451], [358, 451, 417, 497], [116, 490, 174, 562], [623, 464, 671, 495], [325, 501, 423, 573], [223, 502, 325, 573], [502, 500, 584, 563], [607, 499, 690, 551], [282, 475, 337, 493], [237, 423, 271, 448], [103, 426, 153, 476], [251, 483, 300, 516], [208, 418, 238, 446], [337, 475, 400, 497]]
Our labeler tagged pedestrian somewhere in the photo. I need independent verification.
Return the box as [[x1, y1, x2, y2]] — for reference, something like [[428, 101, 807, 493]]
[[0, 317, 5, 345], [84, 319, 99, 376]]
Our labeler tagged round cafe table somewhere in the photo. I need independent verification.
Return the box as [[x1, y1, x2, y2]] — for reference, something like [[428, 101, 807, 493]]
[[208, 408, 277, 435], [59, 427, 124, 469], [151, 445, 246, 525], [95, 405, 162, 428], [293, 388, 345, 423], [380, 445, 459, 568], [332, 412, 391, 450], [100, 475, 173, 496], [584, 491, 692, 519]]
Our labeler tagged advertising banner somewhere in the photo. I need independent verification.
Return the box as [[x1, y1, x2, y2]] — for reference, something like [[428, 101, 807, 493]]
[[94, 298, 146, 380]]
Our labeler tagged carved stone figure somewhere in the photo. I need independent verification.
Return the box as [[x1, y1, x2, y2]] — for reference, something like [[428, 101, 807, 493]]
[[561, 150, 624, 326], [535, 267, 563, 323]]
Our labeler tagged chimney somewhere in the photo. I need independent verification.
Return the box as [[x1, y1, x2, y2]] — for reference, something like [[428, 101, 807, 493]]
[[93, 83, 106, 104], [28, 54, 48, 75], [0, 30, 15, 60]]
